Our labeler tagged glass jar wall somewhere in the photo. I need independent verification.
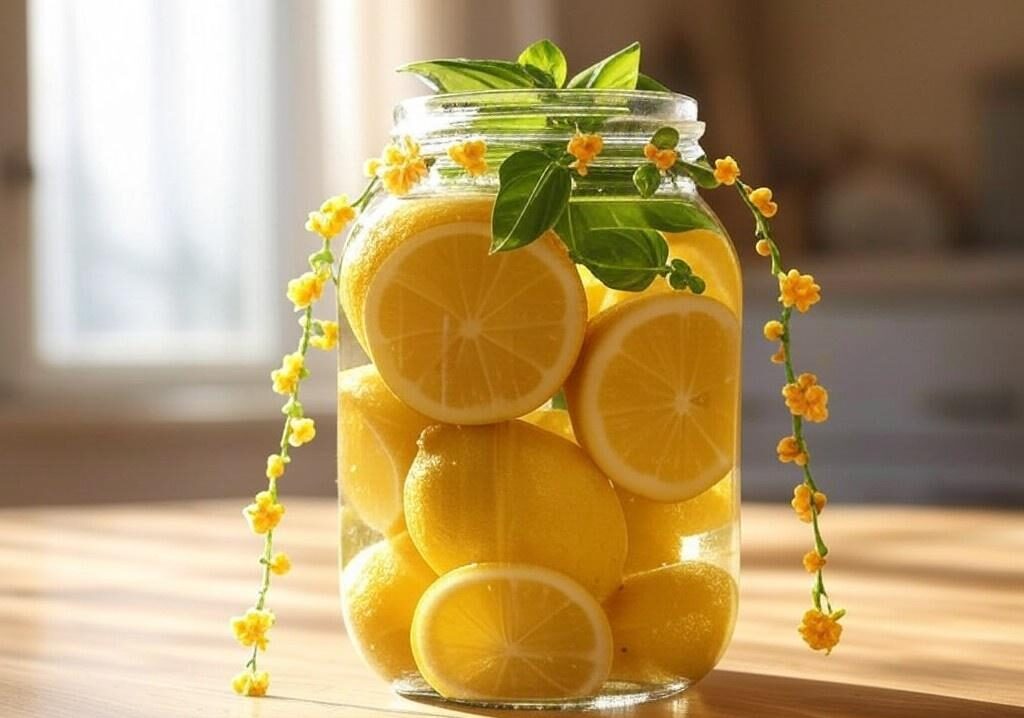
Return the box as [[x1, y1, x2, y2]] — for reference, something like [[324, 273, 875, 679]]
[[337, 90, 741, 709]]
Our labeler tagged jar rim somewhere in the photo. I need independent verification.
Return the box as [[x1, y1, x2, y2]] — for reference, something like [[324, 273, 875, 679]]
[[394, 89, 703, 144], [397, 88, 698, 116]]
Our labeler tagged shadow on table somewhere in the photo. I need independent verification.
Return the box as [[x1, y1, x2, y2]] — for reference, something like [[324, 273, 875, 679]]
[[394, 670, 1024, 718]]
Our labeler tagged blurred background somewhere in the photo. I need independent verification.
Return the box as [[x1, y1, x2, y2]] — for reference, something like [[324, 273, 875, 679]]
[[1, 0, 1022, 507]]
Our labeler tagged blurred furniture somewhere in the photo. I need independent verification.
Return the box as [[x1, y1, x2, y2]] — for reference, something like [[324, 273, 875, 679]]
[[741, 253, 1024, 506], [2, 499, 1021, 717]]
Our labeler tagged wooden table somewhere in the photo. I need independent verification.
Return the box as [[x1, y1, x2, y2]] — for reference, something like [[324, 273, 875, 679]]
[[1, 500, 1021, 717]]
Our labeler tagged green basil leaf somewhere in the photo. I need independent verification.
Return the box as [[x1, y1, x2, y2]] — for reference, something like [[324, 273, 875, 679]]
[[651, 126, 679, 150], [520, 64, 557, 88], [636, 72, 672, 92], [574, 227, 669, 291], [518, 39, 567, 88], [633, 163, 661, 198], [398, 59, 539, 92], [492, 151, 571, 252], [567, 42, 641, 89], [565, 199, 720, 233], [675, 155, 720, 189]]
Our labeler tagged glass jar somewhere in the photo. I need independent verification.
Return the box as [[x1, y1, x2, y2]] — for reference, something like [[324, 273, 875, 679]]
[[337, 90, 741, 709]]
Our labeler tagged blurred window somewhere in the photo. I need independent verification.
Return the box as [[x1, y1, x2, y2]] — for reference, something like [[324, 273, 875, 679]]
[[28, 0, 276, 365]]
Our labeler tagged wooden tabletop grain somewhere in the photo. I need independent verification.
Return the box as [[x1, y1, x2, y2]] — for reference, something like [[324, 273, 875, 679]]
[[0, 500, 1021, 718]]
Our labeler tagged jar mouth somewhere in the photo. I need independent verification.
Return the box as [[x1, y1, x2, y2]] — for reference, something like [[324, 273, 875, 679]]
[[394, 89, 704, 150]]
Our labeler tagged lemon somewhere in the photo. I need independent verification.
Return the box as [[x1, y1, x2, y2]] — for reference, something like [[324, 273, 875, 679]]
[[618, 473, 735, 575], [605, 562, 737, 684], [404, 420, 627, 599], [588, 229, 742, 316], [338, 364, 434, 536], [565, 292, 739, 502], [521, 406, 577, 443], [340, 532, 436, 682], [342, 196, 587, 425], [579, 265, 610, 316], [411, 563, 613, 701], [339, 504, 382, 569]]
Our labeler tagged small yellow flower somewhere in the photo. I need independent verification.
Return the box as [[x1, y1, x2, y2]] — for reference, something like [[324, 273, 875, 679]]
[[777, 435, 809, 467], [748, 186, 778, 217], [770, 346, 787, 364], [643, 143, 677, 172], [798, 608, 843, 653], [778, 268, 821, 313], [269, 552, 292, 576], [309, 320, 339, 351], [567, 131, 603, 177], [266, 454, 286, 480], [713, 156, 741, 185], [782, 372, 830, 423], [232, 669, 270, 697], [791, 484, 827, 523], [231, 607, 275, 651], [286, 272, 326, 311], [270, 352, 304, 395], [803, 550, 827, 573], [447, 139, 488, 177], [763, 320, 785, 341], [370, 135, 429, 196], [243, 491, 285, 534], [288, 417, 316, 447], [364, 158, 382, 177], [755, 239, 772, 257], [270, 368, 297, 395], [305, 195, 357, 240]]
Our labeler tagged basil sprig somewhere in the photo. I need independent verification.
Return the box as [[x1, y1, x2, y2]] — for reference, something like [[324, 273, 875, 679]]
[[491, 151, 571, 252], [400, 39, 657, 94], [403, 41, 713, 296]]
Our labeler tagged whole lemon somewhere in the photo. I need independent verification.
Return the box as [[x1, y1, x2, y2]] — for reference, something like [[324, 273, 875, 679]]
[[341, 533, 436, 682], [404, 420, 628, 600], [605, 562, 737, 684]]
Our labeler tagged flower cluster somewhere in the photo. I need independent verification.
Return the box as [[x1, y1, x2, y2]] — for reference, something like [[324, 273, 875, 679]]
[[779, 269, 822, 313], [782, 373, 830, 423], [791, 484, 827, 523], [365, 135, 430, 195], [643, 142, 677, 173], [727, 158, 843, 652], [243, 491, 286, 535], [798, 609, 844, 654], [305, 195, 356, 240], [567, 131, 603, 176], [747, 186, 778, 217], [232, 608, 275, 651], [713, 156, 741, 186], [447, 139, 488, 176]]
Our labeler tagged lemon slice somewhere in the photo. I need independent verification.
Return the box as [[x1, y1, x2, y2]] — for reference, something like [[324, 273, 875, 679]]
[[356, 199, 587, 425], [411, 563, 613, 701], [566, 292, 739, 502]]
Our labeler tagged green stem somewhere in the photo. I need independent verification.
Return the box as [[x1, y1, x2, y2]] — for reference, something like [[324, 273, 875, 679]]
[[242, 239, 328, 677], [736, 183, 839, 619]]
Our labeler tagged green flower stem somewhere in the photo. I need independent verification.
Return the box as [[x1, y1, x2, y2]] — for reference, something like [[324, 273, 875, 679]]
[[732, 179, 838, 619], [244, 234, 331, 676], [352, 178, 379, 210]]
